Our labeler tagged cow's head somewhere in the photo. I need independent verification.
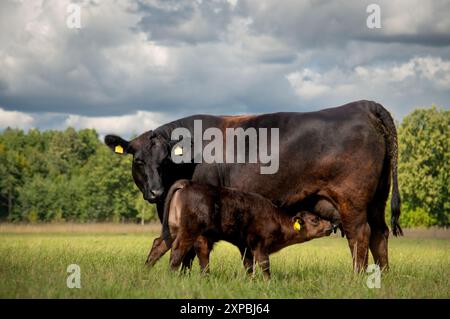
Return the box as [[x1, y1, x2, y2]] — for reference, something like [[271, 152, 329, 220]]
[[105, 131, 179, 203]]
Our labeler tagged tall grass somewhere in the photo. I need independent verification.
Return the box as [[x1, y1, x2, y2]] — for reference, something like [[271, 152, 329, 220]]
[[0, 225, 448, 298]]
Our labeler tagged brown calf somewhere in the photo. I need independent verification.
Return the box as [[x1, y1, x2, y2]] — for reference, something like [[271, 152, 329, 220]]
[[146, 180, 333, 279]]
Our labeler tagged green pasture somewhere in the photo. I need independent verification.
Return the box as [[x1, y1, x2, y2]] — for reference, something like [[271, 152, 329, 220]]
[[0, 226, 448, 298]]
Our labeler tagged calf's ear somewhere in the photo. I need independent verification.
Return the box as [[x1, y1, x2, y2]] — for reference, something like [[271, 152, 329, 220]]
[[293, 211, 307, 225], [104, 135, 131, 155]]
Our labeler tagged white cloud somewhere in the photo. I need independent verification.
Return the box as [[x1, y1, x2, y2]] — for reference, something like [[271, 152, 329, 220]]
[[65, 111, 167, 137], [0, 107, 169, 138], [414, 57, 450, 89], [287, 56, 450, 102], [354, 56, 450, 89], [227, 0, 238, 10], [381, 1, 450, 35], [286, 69, 331, 99], [0, 108, 34, 129]]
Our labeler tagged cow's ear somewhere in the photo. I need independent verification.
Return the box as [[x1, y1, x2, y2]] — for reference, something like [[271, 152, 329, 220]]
[[104, 135, 131, 155]]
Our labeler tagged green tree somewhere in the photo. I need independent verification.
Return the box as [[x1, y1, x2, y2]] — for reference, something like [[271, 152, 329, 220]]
[[0, 129, 29, 220], [76, 145, 140, 222], [398, 106, 449, 226], [135, 194, 157, 224]]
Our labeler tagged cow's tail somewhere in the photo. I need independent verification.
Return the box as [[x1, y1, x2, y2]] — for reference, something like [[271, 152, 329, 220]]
[[369, 102, 403, 236], [162, 179, 190, 243]]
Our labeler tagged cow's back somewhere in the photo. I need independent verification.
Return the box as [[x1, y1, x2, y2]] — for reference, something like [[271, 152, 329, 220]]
[[192, 100, 385, 208]]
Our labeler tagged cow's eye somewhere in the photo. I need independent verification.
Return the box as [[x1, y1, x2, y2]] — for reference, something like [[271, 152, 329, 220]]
[[134, 160, 145, 166]]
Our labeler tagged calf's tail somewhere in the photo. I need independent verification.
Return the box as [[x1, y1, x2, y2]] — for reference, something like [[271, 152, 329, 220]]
[[162, 179, 191, 243], [369, 101, 403, 236]]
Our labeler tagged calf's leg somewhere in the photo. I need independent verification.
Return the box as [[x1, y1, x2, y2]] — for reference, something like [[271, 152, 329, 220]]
[[145, 237, 170, 267], [253, 248, 271, 280], [180, 249, 196, 273], [194, 236, 211, 274], [239, 246, 254, 275], [169, 235, 197, 272]]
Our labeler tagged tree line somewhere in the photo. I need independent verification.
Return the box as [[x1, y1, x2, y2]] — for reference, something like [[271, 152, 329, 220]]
[[0, 106, 448, 226], [0, 127, 155, 223]]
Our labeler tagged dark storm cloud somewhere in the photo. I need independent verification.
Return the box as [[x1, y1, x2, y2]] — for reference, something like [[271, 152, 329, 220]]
[[356, 33, 450, 47], [135, 0, 237, 45], [244, 0, 450, 49]]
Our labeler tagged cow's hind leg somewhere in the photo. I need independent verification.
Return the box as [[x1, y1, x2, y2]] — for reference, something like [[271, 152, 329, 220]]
[[367, 159, 391, 271], [369, 223, 389, 271], [145, 237, 170, 267], [368, 203, 390, 270], [341, 206, 371, 273]]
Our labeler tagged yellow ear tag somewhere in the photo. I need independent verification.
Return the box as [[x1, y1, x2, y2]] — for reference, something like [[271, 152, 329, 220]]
[[115, 145, 124, 154], [174, 146, 183, 156], [294, 220, 302, 232]]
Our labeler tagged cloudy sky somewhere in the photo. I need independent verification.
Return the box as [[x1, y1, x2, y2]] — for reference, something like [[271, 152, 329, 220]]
[[0, 0, 449, 137]]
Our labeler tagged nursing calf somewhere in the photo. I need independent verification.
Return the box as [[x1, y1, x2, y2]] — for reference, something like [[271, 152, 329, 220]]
[[146, 180, 333, 279]]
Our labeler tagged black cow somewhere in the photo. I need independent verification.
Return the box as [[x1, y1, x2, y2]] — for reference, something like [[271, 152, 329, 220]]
[[105, 100, 402, 272]]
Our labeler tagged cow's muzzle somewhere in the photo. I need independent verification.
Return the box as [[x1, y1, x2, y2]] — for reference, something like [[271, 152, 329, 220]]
[[144, 189, 164, 202], [332, 224, 339, 233]]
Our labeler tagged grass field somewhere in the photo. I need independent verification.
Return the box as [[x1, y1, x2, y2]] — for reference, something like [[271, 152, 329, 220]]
[[0, 224, 449, 298]]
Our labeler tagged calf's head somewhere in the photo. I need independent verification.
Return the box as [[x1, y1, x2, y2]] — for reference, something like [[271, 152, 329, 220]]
[[293, 211, 334, 240], [105, 131, 177, 203]]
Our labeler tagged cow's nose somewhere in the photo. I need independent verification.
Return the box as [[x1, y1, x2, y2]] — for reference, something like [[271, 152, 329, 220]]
[[150, 189, 164, 198], [143, 192, 153, 201], [332, 224, 339, 233]]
